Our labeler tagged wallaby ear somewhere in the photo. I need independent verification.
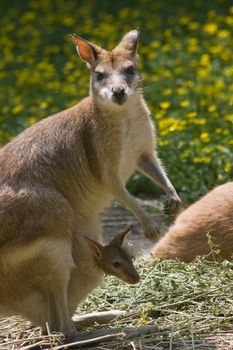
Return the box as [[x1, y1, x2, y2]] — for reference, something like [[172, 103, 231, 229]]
[[84, 237, 103, 259], [70, 33, 101, 65], [115, 28, 140, 55], [109, 226, 132, 246]]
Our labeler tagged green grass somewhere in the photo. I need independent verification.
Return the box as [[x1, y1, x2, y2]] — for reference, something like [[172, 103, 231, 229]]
[[0, 0, 232, 202], [1, 257, 232, 349], [77, 257, 233, 349]]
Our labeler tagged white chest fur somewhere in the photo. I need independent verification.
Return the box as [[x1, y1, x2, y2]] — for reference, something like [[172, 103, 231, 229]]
[[119, 111, 155, 183]]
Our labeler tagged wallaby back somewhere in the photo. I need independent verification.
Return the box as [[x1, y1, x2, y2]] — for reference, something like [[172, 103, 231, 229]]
[[151, 182, 233, 262]]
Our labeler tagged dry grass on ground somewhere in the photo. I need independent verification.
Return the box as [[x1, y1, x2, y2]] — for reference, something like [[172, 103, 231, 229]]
[[1, 257, 233, 349]]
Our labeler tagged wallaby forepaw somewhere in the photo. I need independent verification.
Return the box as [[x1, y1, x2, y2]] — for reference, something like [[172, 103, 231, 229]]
[[164, 193, 181, 215], [143, 218, 160, 240]]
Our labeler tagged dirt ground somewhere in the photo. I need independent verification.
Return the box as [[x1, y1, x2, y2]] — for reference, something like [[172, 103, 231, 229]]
[[101, 198, 169, 256]]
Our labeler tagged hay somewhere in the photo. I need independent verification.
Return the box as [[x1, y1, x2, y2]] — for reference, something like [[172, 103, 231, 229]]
[[1, 257, 233, 349]]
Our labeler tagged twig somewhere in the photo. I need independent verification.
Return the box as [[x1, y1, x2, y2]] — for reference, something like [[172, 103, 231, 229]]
[[20, 340, 45, 350], [72, 310, 127, 326], [54, 332, 125, 349], [46, 321, 55, 349], [169, 317, 175, 350], [191, 328, 196, 350], [130, 341, 137, 350]]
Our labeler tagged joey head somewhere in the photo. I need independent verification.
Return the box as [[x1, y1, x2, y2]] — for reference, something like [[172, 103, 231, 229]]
[[85, 226, 140, 285]]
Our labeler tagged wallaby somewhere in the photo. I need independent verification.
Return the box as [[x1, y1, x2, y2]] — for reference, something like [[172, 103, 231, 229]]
[[0, 227, 138, 333], [151, 182, 233, 262], [85, 226, 140, 285], [0, 29, 180, 340]]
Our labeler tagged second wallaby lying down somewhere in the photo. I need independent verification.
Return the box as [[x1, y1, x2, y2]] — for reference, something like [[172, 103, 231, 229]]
[[151, 182, 233, 262]]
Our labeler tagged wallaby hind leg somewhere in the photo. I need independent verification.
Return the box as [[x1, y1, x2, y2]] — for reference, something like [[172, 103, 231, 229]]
[[46, 285, 77, 339], [41, 239, 77, 339], [13, 238, 77, 339]]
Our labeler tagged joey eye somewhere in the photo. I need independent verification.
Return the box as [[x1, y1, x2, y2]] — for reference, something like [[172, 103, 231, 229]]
[[112, 261, 121, 268], [125, 66, 135, 76], [95, 72, 105, 81]]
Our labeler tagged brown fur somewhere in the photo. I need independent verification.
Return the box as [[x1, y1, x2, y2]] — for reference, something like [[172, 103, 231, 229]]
[[0, 29, 180, 340], [151, 182, 233, 262], [85, 226, 140, 285]]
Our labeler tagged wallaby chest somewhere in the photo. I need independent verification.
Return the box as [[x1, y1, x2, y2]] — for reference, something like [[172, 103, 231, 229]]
[[119, 111, 154, 182]]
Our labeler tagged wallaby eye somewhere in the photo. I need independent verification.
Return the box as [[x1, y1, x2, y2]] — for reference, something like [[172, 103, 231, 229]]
[[95, 72, 105, 81], [125, 66, 135, 76], [112, 261, 121, 268]]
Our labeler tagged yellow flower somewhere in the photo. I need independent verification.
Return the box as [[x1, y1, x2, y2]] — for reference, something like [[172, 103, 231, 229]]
[[176, 87, 185, 95], [215, 80, 225, 90], [193, 156, 211, 163], [40, 102, 48, 109], [187, 38, 199, 53], [218, 30, 230, 39], [208, 105, 216, 112], [200, 132, 210, 143], [188, 22, 200, 30], [209, 45, 222, 54], [151, 75, 159, 82], [12, 105, 23, 114], [182, 150, 191, 158], [224, 163, 232, 172], [197, 68, 209, 78], [187, 112, 197, 118], [226, 16, 233, 25], [151, 40, 160, 49], [224, 114, 233, 122], [180, 100, 189, 107], [203, 147, 211, 154], [148, 51, 157, 59], [199, 54, 210, 66], [224, 66, 233, 77], [160, 101, 170, 109], [179, 16, 190, 25], [162, 44, 171, 53], [194, 119, 206, 125], [203, 23, 218, 35], [158, 140, 169, 146], [27, 117, 37, 126], [164, 88, 172, 96]]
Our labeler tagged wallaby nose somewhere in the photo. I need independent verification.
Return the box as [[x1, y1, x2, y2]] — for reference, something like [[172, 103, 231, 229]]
[[127, 272, 140, 285], [112, 87, 126, 101]]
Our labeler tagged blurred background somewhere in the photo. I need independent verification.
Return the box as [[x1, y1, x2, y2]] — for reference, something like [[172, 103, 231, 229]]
[[0, 0, 232, 203]]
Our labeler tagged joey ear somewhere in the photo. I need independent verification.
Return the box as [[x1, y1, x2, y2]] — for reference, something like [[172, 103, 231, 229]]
[[84, 237, 103, 259], [109, 226, 132, 246], [115, 28, 140, 55], [70, 33, 101, 65]]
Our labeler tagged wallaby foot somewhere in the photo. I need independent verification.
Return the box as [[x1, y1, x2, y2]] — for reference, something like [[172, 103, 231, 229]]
[[143, 217, 160, 240], [64, 329, 125, 347], [63, 325, 158, 347], [164, 191, 181, 215]]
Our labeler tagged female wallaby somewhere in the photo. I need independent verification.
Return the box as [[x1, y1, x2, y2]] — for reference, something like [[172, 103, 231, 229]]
[[151, 182, 233, 262], [0, 29, 180, 340]]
